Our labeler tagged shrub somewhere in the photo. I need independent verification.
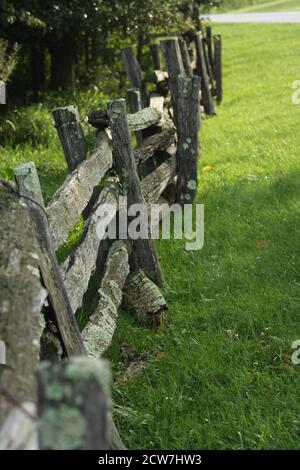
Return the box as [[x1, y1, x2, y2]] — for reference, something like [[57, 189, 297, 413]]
[[0, 87, 107, 147], [0, 104, 56, 146]]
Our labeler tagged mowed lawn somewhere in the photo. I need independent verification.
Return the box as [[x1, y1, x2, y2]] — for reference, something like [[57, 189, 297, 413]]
[[231, 0, 300, 12], [110, 24, 300, 449]]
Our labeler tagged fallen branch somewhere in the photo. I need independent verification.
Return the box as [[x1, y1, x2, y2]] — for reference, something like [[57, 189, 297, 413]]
[[123, 270, 168, 327]]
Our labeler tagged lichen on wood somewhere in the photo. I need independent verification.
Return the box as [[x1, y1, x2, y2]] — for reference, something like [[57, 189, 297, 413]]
[[176, 74, 201, 204], [107, 98, 163, 286], [46, 130, 113, 250], [87, 106, 162, 133], [82, 241, 130, 357], [14, 161, 85, 357], [60, 181, 119, 314], [0, 187, 47, 426], [123, 270, 168, 327], [37, 357, 110, 450], [127, 107, 162, 132]]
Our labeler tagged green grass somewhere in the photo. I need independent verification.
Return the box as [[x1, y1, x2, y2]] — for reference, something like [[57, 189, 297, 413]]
[[0, 23, 300, 450], [109, 23, 300, 449], [0, 88, 109, 203], [232, 0, 300, 12]]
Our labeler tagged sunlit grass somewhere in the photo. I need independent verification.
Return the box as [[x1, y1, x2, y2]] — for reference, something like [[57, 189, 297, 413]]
[[230, 0, 300, 12], [109, 23, 300, 449]]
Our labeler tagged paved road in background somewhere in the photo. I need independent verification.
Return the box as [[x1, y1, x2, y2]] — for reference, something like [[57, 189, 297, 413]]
[[208, 12, 300, 23]]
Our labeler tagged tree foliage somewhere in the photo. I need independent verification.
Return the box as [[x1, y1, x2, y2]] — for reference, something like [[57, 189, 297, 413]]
[[0, 39, 19, 82], [0, 1, 222, 93]]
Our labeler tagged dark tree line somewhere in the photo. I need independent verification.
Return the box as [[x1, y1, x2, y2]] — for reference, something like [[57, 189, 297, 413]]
[[0, 1, 221, 95]]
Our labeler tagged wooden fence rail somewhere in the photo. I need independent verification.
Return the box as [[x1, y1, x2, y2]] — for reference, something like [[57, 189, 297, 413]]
[[0, 23, 222, 450]]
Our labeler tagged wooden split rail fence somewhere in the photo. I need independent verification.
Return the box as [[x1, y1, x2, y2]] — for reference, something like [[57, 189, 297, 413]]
[[0, 25, 222, 450]]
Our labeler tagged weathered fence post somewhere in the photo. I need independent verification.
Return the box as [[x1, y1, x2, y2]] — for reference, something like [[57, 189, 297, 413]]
[[52, 106, 87, 172], [213, 35, 223, 104], [13, 161, 85, 357], [160, 38, 185, 122], [176, 75, 201, 204], [121, 47, 148, 108], [203, 38, 214, 87], [205, 26, 214, 72], [127, 88, 143, 145], [127, 88, 156, 173], [107, 98, 163, 286], [194, 32, 215, 116], [38, 357, 110, 450], [0, 185, 47, 425], [150, 44, 162, 70], [179, 38, 193, 77]]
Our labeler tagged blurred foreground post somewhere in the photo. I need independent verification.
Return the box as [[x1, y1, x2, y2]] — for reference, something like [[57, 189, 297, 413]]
[[0, 184, 47, 426], [38, 357, 110, 450]]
